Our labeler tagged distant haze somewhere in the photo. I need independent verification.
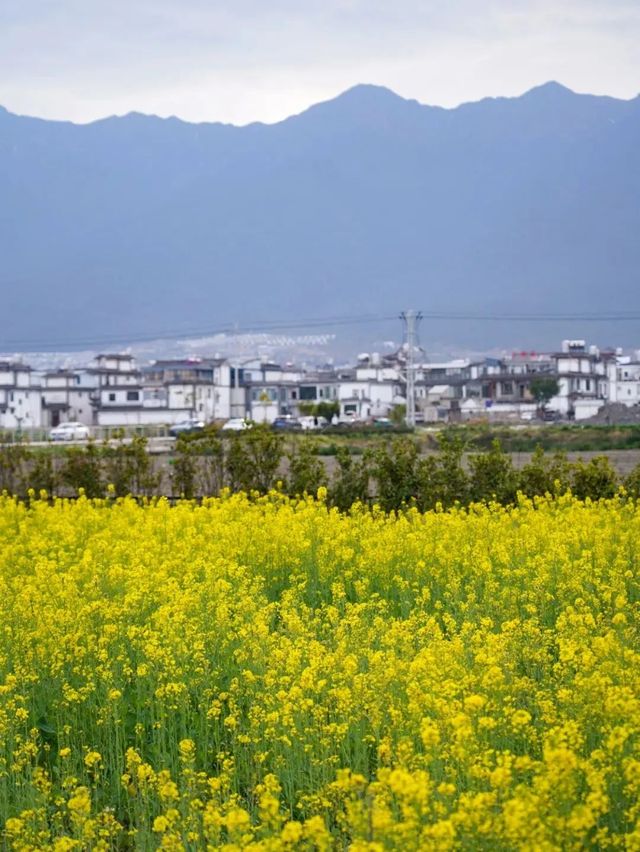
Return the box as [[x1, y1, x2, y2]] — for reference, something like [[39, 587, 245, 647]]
[[1, 82, 639, 353]]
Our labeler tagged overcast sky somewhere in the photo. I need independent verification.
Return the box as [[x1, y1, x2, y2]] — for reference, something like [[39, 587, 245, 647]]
[[1, 0, 639, 125]]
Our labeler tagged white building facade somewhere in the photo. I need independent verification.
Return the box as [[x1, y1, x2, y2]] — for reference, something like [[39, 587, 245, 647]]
[[0, 362, 42, 430]]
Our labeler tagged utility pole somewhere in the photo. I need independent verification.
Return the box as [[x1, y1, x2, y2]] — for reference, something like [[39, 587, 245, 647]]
[[400, 310, 423, 427]]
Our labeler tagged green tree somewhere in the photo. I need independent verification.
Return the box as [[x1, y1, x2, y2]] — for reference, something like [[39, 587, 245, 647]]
[[287, 438, 327, 497], [529, 377, 560, 410], [427, 432, 470, 509], [370, 437, 421, 511], [172, 436, 198, 499], [468, 439, 518, 505], [101, 430, 131, 497], [518, 446, 573, 498], [329, 447, 370, 511], [102, 432, 161, 497], [623, 463, 640, 499], [196, 428, 226, 497], [0, 442, 30, 496], [25, 451, 59, 498], [298, 401, 339, 421], [390, 404, 406, 426], [225, 424, 284, 493], [315, 400, 339, 421], [128, 435, 162, 496], [60, 441, 104, 498], [571, 456, 619, 501]]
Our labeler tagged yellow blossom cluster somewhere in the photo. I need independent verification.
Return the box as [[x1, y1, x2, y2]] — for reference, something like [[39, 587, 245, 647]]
[[1, 491, 640, 849]]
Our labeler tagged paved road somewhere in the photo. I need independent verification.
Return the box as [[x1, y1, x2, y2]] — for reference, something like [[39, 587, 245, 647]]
[[5, 437, 175, 454]]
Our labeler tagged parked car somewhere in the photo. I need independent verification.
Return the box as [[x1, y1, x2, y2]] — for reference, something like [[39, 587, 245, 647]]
[[49, 421, 90, 441], [169, 418, 205, 437], [221, 418, 250, 432], [271, 417, 302, 432], [372, 417, 393, 429], [299, 415, 328, 431]]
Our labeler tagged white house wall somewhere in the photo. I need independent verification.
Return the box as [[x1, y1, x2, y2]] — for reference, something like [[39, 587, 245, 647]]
[[0, 389, 42, 429], [99, 388, 142, 407], [96, 408, 191, 427], [607, 360, 640, 406], [248, 400, 279, 423]]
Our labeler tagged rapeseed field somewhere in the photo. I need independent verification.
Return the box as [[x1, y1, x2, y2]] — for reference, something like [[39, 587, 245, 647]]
[[1, 491, 639, 850]]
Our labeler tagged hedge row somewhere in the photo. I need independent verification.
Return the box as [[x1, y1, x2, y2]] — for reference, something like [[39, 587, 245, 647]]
[[1, 427, 639, 511]]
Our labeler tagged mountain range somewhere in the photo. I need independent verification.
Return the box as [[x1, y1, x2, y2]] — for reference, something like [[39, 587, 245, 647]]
[[1, 82, 639, 352]]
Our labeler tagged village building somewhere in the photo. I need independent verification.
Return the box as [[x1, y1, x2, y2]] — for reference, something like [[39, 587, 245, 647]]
[[0, 361, 42, 430], [87, 354, 146, 426], [1, 339, 639, 432], [552, 340, 609, 419], [606, 351, 640, 407], [39, 369, 95, 427], [142, 358, 232, 423]]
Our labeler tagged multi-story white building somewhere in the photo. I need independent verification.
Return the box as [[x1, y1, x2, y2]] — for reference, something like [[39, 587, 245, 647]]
[[233, 361, 299, 423], [0, 362, 42, 430], [607, 352, 640, 407], [337, 367, 403, 421], [142, 358, 232, 423], [88, 354, 145, 426], [551, 340, 608, 419], [39, 369, 95, 427]]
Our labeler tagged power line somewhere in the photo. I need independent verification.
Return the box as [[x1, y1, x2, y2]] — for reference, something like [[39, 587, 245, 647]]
[[1, 309, 640, 351], [0, 314, 398, 351], [423, 312, 640, 321], [0, 313, 400, 351]]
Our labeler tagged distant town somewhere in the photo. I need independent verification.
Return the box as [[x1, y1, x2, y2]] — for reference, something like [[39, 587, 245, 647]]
[[1, 337, 639, 436]]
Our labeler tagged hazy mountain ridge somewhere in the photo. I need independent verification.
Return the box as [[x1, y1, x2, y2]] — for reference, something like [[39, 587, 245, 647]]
[[1, 83, 639, 350]]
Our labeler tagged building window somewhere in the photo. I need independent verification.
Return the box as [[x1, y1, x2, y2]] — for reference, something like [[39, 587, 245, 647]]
[[251, 388, 277, 402], [585, 379, 591, 392], [126, 391, 140, 401], [108, 392, 116, 402], [144, 389, 166, 401]]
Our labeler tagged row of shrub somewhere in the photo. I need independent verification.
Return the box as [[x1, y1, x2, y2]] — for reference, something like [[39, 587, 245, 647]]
[[0, 434, 160, 499], [2, 425, 640, 510], [429, 422, 640, 453]]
